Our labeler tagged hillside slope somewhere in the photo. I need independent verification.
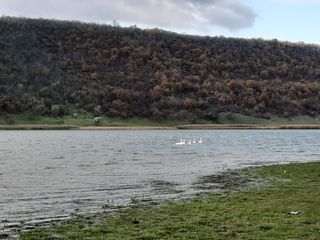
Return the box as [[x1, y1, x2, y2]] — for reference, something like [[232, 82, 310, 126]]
[[0, 17, 320, 122]]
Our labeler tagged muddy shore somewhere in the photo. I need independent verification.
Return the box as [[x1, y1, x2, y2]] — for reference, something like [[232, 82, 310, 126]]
[[1, 168, 256, 239]]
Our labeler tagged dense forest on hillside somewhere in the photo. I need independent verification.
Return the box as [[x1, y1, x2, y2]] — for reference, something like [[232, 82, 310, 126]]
[[0, 17, 320, 122]]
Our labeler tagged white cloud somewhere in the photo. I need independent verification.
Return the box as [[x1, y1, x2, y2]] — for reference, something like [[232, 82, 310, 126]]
[[0, 0, 256, 31]]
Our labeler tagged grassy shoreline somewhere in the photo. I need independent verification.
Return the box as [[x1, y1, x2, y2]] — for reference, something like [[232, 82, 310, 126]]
[[0, 125, 79, 130], [176, 124, 320, 130], [1, 113, 320, 130], [20, 162, 320, 239], [1, 124, 320, 130]]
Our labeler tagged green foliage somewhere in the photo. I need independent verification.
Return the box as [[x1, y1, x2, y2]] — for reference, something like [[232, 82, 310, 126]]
[[21, 162, 320, 239], [1, 17, 320, 121], [50, 105, 64, 117]]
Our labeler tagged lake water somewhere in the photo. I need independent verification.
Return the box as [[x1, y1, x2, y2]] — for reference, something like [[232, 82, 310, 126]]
[[1, 130, 320, 235]]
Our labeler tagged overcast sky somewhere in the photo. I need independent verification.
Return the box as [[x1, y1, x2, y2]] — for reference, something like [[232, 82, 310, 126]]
[[1, 0, 320, 44]]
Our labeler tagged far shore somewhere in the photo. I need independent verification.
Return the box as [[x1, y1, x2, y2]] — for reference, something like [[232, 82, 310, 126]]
[[0, 125, 79, 130], [1, 124, 320, 130], [176, 124, 320, 130], [81, 124, 320, 130]]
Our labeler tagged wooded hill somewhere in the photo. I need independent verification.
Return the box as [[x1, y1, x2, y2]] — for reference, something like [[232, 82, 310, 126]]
[[0, 17, 320, 122]]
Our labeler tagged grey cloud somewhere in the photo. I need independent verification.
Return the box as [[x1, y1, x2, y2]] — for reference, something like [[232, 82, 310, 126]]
[[202, 0, 256, 30], [0, 0, 256, 31]]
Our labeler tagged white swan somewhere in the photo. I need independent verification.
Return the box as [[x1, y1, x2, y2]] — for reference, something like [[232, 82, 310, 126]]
[[198, 138, 203, 144], [193, 138, 196, 144], [175, 138, 185, 145]]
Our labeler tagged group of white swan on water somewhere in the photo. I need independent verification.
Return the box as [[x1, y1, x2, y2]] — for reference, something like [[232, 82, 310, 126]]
[[175, 138, 203, 145]]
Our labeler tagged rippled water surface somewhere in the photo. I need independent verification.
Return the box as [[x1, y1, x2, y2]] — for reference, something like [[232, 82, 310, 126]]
[[1, 130, 320, 234]]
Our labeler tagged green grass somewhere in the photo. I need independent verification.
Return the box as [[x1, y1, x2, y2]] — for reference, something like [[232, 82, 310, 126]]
[[0, 114, 180, 127], [21, 162, 320, 240], [2, 113, 320, 128], [217, 113, 320, 125]]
